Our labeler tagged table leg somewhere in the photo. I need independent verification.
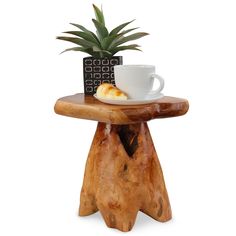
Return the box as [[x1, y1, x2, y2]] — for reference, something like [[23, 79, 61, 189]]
[[79, 122, 172, 232]]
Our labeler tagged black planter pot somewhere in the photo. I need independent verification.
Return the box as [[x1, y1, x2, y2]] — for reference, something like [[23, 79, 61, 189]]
[[83, 56, 123, 95]]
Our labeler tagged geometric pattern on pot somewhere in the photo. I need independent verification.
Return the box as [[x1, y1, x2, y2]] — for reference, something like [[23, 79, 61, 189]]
[[83, 56, 123, 95]]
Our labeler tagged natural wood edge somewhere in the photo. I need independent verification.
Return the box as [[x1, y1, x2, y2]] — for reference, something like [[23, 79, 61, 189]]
[[54, 100, 108, 122], [54, 96, 189, 124]]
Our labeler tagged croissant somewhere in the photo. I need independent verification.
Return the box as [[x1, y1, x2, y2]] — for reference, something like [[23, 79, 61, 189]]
[[96, 83, 128, 100]]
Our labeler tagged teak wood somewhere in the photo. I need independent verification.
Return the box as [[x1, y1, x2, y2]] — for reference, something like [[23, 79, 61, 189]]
[[54, 93, 189, 232], [54, 93, 189, 124]]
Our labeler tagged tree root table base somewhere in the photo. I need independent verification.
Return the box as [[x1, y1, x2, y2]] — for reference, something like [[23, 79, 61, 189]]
[[79, 122, 171, 232], [54, 94, 189, 232]]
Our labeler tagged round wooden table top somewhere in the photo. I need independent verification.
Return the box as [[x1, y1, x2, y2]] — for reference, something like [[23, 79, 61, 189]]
[[54, 93, 189, 124]]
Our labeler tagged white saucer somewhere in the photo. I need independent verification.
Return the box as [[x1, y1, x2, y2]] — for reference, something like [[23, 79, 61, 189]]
[[93, 93, 164, 105]]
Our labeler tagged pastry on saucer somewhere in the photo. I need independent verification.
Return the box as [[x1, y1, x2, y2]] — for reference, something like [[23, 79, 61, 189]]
[[96, 83, 128, 100]]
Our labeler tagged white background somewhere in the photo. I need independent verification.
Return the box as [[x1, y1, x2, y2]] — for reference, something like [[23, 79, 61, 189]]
[[0, 0, 236, 235]]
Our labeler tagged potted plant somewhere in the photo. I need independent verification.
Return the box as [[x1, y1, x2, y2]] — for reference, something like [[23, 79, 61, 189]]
[[57, 4, 148, 95]]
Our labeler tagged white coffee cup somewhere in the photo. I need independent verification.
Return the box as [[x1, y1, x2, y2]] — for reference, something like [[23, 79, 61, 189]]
[[114, 65, 164, 99]]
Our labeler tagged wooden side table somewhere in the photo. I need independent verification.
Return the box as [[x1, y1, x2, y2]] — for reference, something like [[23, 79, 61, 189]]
[[54, 94, 189, 232]]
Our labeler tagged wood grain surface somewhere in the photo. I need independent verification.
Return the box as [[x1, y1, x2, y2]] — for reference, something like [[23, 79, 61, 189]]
[[79, 122, 172, 232], [54, 93, 189, 124]]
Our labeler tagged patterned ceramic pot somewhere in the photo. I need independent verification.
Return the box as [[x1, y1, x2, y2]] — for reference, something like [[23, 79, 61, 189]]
[[83, 56, 123, 95]]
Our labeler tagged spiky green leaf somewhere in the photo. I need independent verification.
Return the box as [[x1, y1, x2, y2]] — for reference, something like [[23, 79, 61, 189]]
[[104, 28, 138, 50], [63, 31, 100, 45], [92, 45, 103, 52], [70, 23, 100, 44], [92, 46, 112, 54], [92, 46, 112, 58], [62, 47, 100, 57], [60, 46, 90, 54], [93, 4, 105, 25], [109, 20, 135, 36], [56, 36, 96, 48], [100, 28, 138, 49], [120, 27, 139, 35], [111, 32, 149, 48], [100, 34, 119, 49], [92, 19, 109, 40], [70, 23, 90, 32], [70, 23, 100, 43], [110, 44, 141, 55]]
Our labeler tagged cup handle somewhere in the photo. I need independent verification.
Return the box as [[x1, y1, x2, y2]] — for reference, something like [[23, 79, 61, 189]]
[[148, 74, 165, 97]]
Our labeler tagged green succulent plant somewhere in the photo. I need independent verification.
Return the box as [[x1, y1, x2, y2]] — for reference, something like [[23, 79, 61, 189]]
[[57, 4, 149, 58]]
